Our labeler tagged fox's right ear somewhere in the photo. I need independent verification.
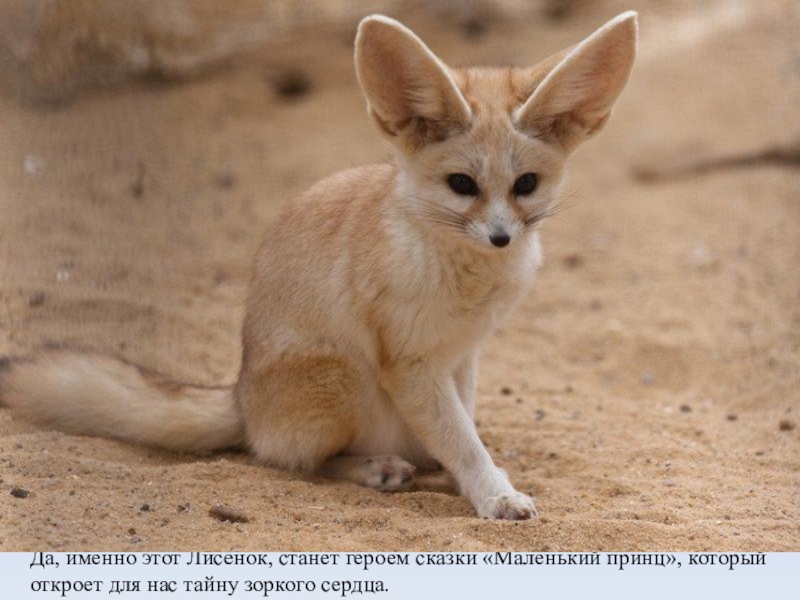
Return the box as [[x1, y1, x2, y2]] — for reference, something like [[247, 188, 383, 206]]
[[355, 15, 472, 148]]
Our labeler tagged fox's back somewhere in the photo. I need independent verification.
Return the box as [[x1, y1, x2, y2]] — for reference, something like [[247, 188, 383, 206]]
[[242, 164, 396, 358]]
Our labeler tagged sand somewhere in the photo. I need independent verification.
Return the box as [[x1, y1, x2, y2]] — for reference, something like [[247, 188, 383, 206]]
[[1, 0, 798, 552]]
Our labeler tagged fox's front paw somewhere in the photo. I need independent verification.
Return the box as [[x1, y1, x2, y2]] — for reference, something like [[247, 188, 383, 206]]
[[479, 491, 538, 520]]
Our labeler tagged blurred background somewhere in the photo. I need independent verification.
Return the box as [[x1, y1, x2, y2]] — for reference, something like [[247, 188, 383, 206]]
[[0, 0, 798, 551]]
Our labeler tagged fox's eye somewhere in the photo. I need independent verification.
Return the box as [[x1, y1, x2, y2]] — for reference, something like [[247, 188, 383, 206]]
[[513, 173, 539, 196], [447, 173, 479, 196]]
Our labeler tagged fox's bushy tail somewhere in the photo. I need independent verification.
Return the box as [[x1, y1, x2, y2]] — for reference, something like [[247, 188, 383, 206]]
[[0, 352, 243, 452]]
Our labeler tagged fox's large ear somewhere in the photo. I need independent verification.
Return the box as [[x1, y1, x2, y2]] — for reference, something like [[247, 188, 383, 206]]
[[515, 11, 638, 151], [355, 15, 472, 147]]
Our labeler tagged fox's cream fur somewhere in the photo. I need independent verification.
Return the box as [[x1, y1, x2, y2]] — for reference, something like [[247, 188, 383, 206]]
[[1, 13, 637, 519]]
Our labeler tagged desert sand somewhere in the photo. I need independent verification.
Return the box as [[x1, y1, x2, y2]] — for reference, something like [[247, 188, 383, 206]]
[[1, 0, 798, 552]]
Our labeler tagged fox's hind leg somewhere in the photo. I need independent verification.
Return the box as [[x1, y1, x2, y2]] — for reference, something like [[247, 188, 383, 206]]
[[235, 352, 358, 472], [321, 455, 415, 492], [235, 350, 416, 491]]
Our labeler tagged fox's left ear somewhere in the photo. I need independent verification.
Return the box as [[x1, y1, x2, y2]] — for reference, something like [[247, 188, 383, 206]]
[[516, 11, 638, 151]]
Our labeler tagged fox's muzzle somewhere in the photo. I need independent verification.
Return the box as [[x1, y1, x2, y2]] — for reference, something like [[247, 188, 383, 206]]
[[489, 231, 511, 248]]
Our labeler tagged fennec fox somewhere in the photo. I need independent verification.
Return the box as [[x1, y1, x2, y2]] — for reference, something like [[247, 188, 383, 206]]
[[1, 13, 637, 519]]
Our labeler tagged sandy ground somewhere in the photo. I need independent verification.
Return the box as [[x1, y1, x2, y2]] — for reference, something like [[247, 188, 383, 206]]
[[1, 0, 798, 552]]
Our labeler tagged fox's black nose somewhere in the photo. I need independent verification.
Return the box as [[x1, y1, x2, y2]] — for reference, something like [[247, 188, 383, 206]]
[[489, 232, 511, 248]]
